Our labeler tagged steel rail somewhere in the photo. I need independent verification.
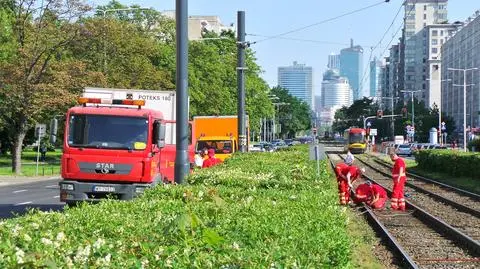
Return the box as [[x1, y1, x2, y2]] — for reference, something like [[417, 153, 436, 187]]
[[326, 154, 419, 268], [357, 156, 480, 219], [344, 155, 480, 256]]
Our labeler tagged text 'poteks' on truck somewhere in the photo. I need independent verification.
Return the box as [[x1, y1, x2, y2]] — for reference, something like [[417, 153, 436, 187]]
[[58, 88, 194, 205], [193, 115, 249, 161]]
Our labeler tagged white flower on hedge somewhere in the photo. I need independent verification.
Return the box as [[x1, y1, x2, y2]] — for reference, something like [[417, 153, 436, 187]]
[[166, 258, 173, 267], [95, 254, 112, 266], [74, 245, 91, 264], [56, 232, 65, 241], [65, 256, 74, 268], [23, 234, 32, 242], [198, 190, 204, 199], [31, 223, 39, 230], [12, 224, 21, 236], [232, 242, 240, 250], [141, 259, 149, 268], [272, 200, 277, 206], [41, 238, 53, 245], [289, 195, 297, 200], [245, 196, 254, 205], [15, 247, 25, 264], [93, 238, 105, 250]]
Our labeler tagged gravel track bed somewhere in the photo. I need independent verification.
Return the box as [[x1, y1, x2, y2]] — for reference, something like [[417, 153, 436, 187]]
[[374, 211, 479, 269]]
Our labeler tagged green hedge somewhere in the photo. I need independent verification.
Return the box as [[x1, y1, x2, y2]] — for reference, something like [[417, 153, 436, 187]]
[[415, 149, 480, 179], [0, 147, 354, 268]]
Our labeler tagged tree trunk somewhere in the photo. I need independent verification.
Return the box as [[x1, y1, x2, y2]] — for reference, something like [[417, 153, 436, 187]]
[[12, 119, 28, 175]]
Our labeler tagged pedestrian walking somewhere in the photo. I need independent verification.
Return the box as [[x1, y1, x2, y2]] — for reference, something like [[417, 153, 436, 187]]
[[389, 147, 406, 211], [40, 143, 47, 162]]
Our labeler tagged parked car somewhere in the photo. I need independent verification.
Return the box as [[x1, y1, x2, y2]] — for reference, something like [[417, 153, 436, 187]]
[[396, 144, 412, 156], [249, 144, 265, 152]]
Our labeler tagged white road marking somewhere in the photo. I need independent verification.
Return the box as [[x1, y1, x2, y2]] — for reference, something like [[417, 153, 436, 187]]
[[14, 201, 32, 206], [13, 189, 28, 194], [45, 185, 58, 188], [53, 195, 60, 199]]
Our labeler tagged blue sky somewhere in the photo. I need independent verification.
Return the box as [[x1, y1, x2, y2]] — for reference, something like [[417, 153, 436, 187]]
[[93, 0, 480, 97]]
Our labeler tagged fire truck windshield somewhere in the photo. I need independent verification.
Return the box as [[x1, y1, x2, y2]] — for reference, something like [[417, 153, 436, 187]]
[[68, 114, 148, 150], [349, 133, 364, 144]]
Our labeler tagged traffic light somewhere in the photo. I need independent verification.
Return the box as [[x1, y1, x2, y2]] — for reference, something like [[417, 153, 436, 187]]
[[377, 110, 383, 119], [401, 107, 408, 118]]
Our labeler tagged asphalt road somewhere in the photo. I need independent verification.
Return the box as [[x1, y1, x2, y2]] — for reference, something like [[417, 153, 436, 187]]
[[0, 178, 65, 219]]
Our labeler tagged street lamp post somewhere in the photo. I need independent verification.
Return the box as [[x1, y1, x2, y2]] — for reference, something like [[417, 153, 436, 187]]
[[378, 96, 399, 140], [448, 67, 478, 152], [426, 78, 451, 145], [400, 90, 421, 142], [272, 102, 290, 140], [101, 7, 149, 73]]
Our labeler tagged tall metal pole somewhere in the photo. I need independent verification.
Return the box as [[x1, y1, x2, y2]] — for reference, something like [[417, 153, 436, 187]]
[[174, 0, 189, 183], [237, 11, 247, 152], [463, 69, 467, 152], [391, 98, 395, 140]]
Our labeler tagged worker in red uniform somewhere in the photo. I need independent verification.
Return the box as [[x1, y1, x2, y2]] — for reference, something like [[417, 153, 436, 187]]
[[202, 148, 222, 168], [353, 183, 371, 204], [368, 183, 388, 209], [334, 152, 354, 204], [354, 181, 388, 209], [338, 162, 365, 205], [389, 147, 407, 211]]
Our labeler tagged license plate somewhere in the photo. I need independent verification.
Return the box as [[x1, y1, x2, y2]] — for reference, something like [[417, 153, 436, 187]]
[[93, 186, 116, 192]]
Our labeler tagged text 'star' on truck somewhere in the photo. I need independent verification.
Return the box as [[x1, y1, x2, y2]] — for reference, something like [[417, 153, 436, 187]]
[[193, 115, 249, 161], [59, 87, 195, 205]]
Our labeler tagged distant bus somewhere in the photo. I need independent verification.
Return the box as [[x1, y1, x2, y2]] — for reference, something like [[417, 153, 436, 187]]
[[344, 128, 367, 154]]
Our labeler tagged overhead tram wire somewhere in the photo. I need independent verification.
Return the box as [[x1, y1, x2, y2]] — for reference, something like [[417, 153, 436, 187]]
[[359, 1, 404, 90], [250, 0, 391, 45], [246, 34, 386, 48], [360, 0, 417, 92]]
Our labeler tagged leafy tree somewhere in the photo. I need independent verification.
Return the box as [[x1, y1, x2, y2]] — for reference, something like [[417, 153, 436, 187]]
[[332, 97, 379, 133], [0, 0, 105, 174], [270, 86, 311, 138]]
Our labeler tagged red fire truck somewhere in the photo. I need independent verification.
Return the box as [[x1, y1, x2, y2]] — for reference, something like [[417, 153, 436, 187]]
[[59, 88, 194, 205]]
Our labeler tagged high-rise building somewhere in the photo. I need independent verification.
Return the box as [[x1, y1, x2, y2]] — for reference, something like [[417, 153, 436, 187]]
[[320, 69, 353, 129], [402, 0, 448, 100], [321, 69, 352, 109], [340, 39, 363, 101], [416, 23, 458, 108], [278, 61, 314, 110], [388, 44, 401, 99], [369, 57, 383, 98], [328, 53, 340, 70], [162, 11, 234, 40], [442, 11, 480, 133]]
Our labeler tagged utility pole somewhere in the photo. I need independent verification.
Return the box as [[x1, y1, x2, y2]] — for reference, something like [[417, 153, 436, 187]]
[[237, 11, 247, 152], [174, 0, 189, 183], [449, 67, 478, 152], [401, 90, 421, 142], [379, 97, 399, 140]]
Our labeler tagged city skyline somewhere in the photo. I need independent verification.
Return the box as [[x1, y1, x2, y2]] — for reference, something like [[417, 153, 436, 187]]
[[94, 0, 480, 99]]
